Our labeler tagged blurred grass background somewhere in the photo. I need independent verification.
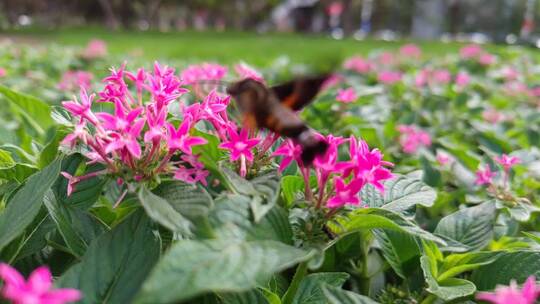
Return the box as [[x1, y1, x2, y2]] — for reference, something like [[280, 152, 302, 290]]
[[4, 27, 523, 65]]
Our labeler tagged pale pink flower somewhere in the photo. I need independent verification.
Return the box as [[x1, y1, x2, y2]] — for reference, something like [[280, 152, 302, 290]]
[[336, 87, 357, 103], [475, 166, 496, 186], [377, 71, 402, 85], [455, 72, 471, 87], [436, 152, 452, 166], [502, 67, 519, 81], [476, 276, 540, 304], [415, 69, 429, 87], [234, 63, 264, 82], [378, 52, 395, 66], [58, 70, 93, 92], [82, 39, 107, 59], [504, 81, 529, 96], [479, 53, 496, 66], [397, 125, 431, 154], [173, 166, 209, 186], [460, 44, 482, 59], [495, 154, 521, 171], [482, 108, 506, 124], [433, 69, 451, 84], [0, 68, 6, 78], [343, 56, 372, 74], [326, 177, 365, 208], [180, 63, 228, 85], [0, 263, 81, 304], [61, 121, 88, 148], [400, 44, 422, 59]]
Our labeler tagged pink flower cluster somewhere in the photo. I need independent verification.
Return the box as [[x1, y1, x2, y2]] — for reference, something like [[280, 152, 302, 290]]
[[397, 125, 432, 154], [378, 71, 402, 85], [58, 70, 93, 92], [81, 39, 107, 60], [274, 135, 393, 209], [0, 263, 81, 304], [459, 44, 496, 66], [343, 56, 373, 74], [400, 43, 422, 59], [180, 63, 228, 85], [61, 62, 211, 198], [476, 276, 540, 304], [475, 153, 521, 187], [336, 87, 357, 103]]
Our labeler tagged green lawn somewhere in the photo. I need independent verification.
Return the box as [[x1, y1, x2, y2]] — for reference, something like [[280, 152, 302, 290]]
[[3, 27, 528, 65]]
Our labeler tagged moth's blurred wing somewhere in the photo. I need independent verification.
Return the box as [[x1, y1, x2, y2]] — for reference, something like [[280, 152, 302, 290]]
[[270, 74, 330, 111]]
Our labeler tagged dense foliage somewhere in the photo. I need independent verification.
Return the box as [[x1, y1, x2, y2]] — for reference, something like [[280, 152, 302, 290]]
[[0, 40, 539, 304]]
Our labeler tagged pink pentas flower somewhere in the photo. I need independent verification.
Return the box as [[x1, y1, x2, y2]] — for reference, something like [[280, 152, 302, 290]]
[[415, 69, 429, 87], [475, 166, 496, 186], [61, 121, 88, 148], [433, 69, 451, 84], [82, 39, 107, 59], [58, 70, 93, 92], [397, 125, 431, 154], [455, 71, 471, 87], [479, 53, 496, 66], [105, 118, 145, 159], [0, 68, 6, 78], [62, 88, 98, 125], [495, 154, 521, 171], [436, 152, 452, 166], [219, 127, 260, 162], [235, 63, 264, 82], [483, 108, 506, 124], [476, 276, 540, 304], [273, 139, 303, 172], [166, 119, 207, 155], [345, 136, 394, 193], [219, 127, 260, 177], [502, 66, 519, 81], [460, 44, 483, 59], [180, 63, 228, 85], [0, 263, 81, 304], [378, 52, 395, 66], [144, 107, 167, 143], [377, 71, 402, 85], [326, 177, 365, 208], [400, 43, 422, 58], [343, 56, 372, 74], [336, 87, 357, 103]]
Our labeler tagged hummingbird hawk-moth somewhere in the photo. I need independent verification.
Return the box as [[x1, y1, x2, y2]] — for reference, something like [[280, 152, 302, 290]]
[[226, 75, 330, 164]]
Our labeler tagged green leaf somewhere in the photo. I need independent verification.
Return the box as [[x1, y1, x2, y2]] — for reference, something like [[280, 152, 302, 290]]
[[209, 194, 293, 243], [250, 170, 281, 222], [374, 230, 420, 279], [420, 256, 476, 301], [322, 285, 379, 304], [328, 208, 445, 244], [471, 251, 540, 290], [153, 180, 214, 221], [360, 175, 437, 212], [43, 189, 107, 258], [0, 85, 53, 135], [136, 239, 314, 304], [281, 175, 304, 206], [434, 202, 496, 251], [38, 128, 67, 168], [291, 272, 350, 304], [0, 149, 37, 183], [138, 185, 193, 236], [0, 158, 61, 252], [57, 210, 160, 304], [221, 289, 270, 304]]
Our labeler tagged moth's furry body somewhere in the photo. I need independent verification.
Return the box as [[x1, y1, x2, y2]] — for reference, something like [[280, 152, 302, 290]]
[[227, 76, 329, 164]]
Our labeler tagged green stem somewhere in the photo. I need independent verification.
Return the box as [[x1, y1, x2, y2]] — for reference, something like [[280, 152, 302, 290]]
[[282, 262, 308, 304]]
